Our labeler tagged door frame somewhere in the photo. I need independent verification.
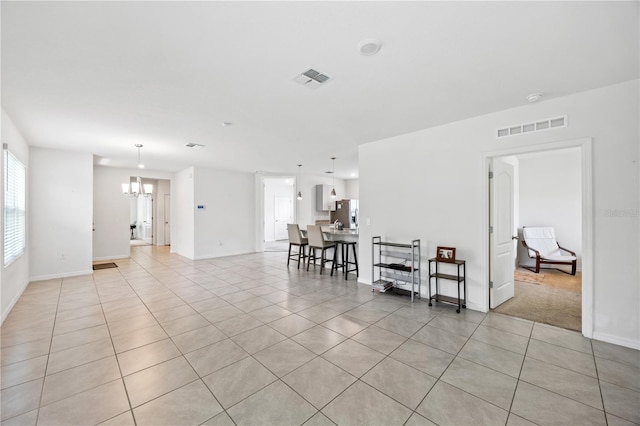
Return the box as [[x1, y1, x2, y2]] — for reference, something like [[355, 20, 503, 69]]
[[164, 193, 171, 246], [273, 196, 293, 241], [255, 173, 297, 252], [489, 157, 517, 309], [481, 137, 593, 338]]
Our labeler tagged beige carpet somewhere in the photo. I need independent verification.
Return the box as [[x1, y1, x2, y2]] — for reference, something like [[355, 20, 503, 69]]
[[495, 269, 582, 331], [514, 269, 543, 284]]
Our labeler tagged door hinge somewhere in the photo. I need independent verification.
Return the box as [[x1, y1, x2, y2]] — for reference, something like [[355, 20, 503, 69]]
[[488, 171, 493, 179], [489, 281, 494, 288], [489, 226, 493, 234]]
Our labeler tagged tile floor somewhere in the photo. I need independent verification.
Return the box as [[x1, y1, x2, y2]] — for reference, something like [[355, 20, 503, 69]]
[[1, 246, 639, 426]]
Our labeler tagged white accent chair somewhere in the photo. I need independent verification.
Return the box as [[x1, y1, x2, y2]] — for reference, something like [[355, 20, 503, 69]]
[[521, 226, 577, 275]]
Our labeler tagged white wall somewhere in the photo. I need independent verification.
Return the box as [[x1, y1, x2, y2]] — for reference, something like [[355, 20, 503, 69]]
[[517, 148, 582, 269], [344, 179, 360, 199], [93, 167, 173, 260], [30, 147, 93, 280], [193, 167, 255, 259], [359, 80, 639, 348], [94, 167, 135, 260], [1, 110, 30, 323], [171, 167, 195, 259]]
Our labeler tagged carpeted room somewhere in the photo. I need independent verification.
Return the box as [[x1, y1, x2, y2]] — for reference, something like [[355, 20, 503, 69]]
[[496, 268, 582, 331]]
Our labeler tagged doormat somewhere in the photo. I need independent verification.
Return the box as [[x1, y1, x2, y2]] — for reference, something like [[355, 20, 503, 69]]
[[514, 269, 543, 284], [93, 262, 118, 270]]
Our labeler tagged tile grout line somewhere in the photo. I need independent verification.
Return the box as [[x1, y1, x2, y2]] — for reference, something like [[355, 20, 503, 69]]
[[98, 260, 146, 426], [408, 313, 484, 425], [593, 338, 610, 426], [33, 277, 64, 426], [504, 316, 535, 425]]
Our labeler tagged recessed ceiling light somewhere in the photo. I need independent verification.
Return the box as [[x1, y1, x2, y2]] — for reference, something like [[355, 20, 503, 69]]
[[358, 38, 382, 56], [526, 93, 543, 103], [185, 143, 205, 149]]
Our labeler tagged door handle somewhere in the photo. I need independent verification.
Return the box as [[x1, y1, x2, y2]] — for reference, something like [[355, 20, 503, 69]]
[[512, 236, 519, 240]]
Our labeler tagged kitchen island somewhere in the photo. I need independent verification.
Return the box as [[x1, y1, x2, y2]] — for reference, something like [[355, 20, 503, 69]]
[[300, 227, 358, 242], [301, 227, 359, 278]]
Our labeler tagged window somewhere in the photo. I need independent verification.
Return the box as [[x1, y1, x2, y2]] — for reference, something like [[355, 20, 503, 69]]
[[4, 147, 26, 266]]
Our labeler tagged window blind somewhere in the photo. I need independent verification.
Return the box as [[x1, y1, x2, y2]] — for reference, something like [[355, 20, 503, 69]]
[[4, 147, 26, 266]]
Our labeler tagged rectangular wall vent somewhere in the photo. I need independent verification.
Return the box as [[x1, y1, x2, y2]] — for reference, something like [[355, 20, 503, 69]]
[[293, 68, 331, 89], [497, 116, 567, 138]]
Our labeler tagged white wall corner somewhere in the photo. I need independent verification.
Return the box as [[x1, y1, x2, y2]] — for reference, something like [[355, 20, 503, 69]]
[[0, 277, 30, 325]]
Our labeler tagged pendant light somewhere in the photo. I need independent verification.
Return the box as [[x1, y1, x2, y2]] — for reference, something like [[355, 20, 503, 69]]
[[296, 164, 303, 200], [136, 144, 145, 168], [121, 144, 153, 197], [123, 176, 153, 197], [330, 157, 337, 198]]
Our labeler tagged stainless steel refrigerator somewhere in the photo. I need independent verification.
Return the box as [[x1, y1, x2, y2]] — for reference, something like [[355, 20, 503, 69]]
[[330, 199, 359, 229]]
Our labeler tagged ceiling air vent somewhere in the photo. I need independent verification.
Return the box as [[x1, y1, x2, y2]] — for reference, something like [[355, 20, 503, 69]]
[[497, 116, 567, 138], [293, 68, 331, 89]]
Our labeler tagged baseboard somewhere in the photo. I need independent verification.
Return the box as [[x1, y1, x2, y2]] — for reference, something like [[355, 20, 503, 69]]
[[193, 250, 254, 260], [592, 331, 640, 350], [464, 301, 486, 312], [93, 255, 130, 262], [30, 269, 94, 282], [357, 279, 486, 313], [1, 278, 30, 325]]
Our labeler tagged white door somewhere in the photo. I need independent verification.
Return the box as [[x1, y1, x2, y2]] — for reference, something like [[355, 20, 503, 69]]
[[490, 158, 516, 308], [164, 194, 171, 245], [274, 197, 292, 240], [143, 197, 153, 244]]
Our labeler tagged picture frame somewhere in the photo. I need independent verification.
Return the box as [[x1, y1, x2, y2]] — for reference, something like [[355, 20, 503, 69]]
[[436, 246, 456, 262]]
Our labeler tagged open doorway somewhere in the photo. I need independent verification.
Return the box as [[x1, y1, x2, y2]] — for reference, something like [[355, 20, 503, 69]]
[[130, 195, 153, 246], [129, 177, 153, 246], [486, 139, 593, 336], [263, 177, 295, 252], [128, 177, 171, 247]]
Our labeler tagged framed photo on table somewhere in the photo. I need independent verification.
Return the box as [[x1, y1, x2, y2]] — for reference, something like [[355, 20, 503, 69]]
[[436, 246, 456, 262]]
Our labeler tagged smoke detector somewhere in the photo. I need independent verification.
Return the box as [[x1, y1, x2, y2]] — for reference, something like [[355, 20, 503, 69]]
[[185, 143, 205, 149], [293, 68, 331, 89], [526, 93, 543, 103], [358, 38, 382, 56]]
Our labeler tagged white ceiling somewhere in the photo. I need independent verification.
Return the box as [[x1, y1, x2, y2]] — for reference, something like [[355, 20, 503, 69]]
[[2, 1, 638, 179]]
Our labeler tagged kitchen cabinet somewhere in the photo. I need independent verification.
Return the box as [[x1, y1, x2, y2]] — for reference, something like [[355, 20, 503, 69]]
[[371, 236, 421, 302], [315, 184, 337, 211]]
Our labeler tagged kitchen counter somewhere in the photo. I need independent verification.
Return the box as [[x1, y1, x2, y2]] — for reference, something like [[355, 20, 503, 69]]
[[322, 227, 358, 235], [301, 227, 359, 242]]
